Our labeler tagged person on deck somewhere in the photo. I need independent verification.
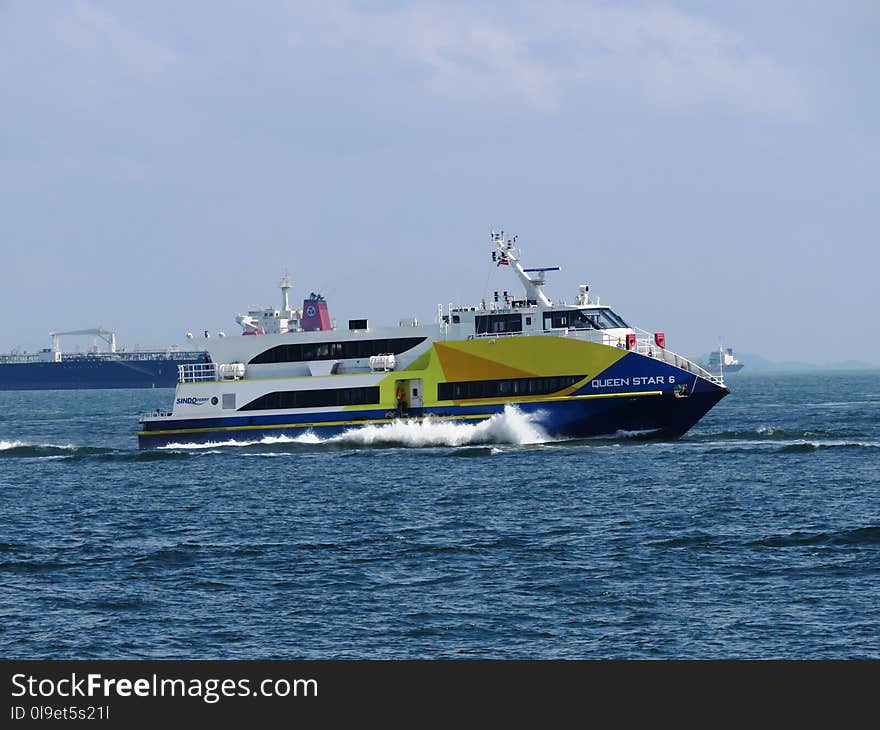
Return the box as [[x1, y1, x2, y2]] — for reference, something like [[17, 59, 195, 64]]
[[396, 385, 407, 417]]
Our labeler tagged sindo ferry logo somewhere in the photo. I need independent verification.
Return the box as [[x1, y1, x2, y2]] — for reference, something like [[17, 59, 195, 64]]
[[176, 396, 214, 406]]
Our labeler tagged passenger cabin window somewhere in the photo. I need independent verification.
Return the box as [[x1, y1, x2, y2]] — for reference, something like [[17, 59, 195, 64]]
[[240, 386, 380, 411], [438, 375, 583, 401], [474, 313, 522, 335], [249, 337, 426, 364]]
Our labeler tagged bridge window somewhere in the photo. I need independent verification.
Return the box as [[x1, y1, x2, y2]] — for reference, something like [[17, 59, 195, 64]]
[[544, 308, 630, 330], [545, 312, 570, 329], [474, 313, 522, 335], [572, 309, 629, 329]]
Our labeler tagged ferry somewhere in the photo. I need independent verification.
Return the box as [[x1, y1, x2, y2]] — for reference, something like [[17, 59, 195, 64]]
[[138, 232, 729, 448], [706, 347, 744, 375]]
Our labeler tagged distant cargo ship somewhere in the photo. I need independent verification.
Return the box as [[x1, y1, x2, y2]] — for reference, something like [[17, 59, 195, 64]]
[[706, 347, 744, 375], [0, 327, 206, 391]]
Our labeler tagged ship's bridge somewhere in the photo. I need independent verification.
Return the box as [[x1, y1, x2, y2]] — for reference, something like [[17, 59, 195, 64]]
[[444, 303, 630, 336], [546, 306, 629, 331]]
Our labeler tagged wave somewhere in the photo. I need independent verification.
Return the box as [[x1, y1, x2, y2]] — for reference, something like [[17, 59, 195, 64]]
[[685, 433, 880, 455], [159, 433, 329, 451], [0, 441, 115, 459], [596, 428, 663, 441], [0, 440, 28, 450], [446, 445, 503, 458], [692, 427, 866, 441], [653, 525, 880, 550], [747, 525, 880, 548], [653, 533, 719, 548], [777, 440, 880, 454], [160, 405, 550, 451], [800, 400, 880, 408], [0, 558, 75, 573], [0, 440, 208, 461]]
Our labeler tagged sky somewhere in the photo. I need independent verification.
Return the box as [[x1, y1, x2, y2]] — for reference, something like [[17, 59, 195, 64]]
[[1, 1, 878, 363]]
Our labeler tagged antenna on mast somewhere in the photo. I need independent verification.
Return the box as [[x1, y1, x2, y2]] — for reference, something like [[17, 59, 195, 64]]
[[279, 270, 292, 313], [490, 230, 558, 306]]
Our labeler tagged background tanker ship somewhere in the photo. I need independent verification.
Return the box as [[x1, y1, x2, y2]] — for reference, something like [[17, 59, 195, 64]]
[[0, 327, 206, 391], [0, 277, 328, 390]]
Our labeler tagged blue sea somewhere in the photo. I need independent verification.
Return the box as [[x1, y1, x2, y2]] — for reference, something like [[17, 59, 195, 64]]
[[2, 371, 879, 659]]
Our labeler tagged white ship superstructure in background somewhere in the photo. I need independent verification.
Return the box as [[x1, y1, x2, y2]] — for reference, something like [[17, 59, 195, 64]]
[[707, 347, 744, 375], [235, 273, 332, 336]]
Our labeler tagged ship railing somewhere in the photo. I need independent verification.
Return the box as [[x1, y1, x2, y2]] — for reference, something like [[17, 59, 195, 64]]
[[468, 329, 609, 345], [466, 328, 725, 386], [139, 410, 174, 421], [469, 328, 640, 349], [632, 329, 724, 386], [115, 351, 206, 362], [0, 353, 44, 364], [178, 362, 218, 383]]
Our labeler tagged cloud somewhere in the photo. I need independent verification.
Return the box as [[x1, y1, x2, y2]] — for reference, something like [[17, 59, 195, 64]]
[[53, 1, 184, 80], [36, 1, 808, 119], [551, 4, 807, 118], [291, 1, 808, 119], [368, 7, 561, 108]]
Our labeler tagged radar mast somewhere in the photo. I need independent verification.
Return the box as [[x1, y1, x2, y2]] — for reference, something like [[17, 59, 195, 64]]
[[490, 230, 559, 307]]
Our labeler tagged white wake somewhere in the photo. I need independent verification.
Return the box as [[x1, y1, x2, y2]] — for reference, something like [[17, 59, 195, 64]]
[[0, 440, 27, 450], [160, 405, 549, 450]]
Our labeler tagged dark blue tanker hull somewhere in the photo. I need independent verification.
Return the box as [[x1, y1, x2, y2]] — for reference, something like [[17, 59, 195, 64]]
[[0, 356, 207, 390]]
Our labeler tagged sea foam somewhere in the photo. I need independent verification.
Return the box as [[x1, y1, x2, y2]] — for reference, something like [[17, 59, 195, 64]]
[[160, 405, 549, 450]]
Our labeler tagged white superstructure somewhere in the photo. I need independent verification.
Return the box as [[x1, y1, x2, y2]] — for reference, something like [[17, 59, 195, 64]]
[[235, 272, 303, 335]]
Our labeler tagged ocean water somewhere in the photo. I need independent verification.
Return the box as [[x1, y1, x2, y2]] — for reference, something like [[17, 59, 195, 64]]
[[1, 371, 879, 659]]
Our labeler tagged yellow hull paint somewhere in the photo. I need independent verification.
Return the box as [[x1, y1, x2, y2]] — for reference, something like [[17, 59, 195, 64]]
[[434, 336, 625, 380], [383, 335, 628, 409], [177, 336, 632, 414]]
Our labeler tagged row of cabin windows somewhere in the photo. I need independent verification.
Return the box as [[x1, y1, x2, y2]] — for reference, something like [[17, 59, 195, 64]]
[[464, 309, 629, 333], [239, 386, 380, 411], [437, 375, 583, 401], [249, 337, 426, 365]]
